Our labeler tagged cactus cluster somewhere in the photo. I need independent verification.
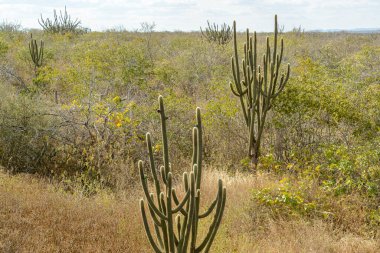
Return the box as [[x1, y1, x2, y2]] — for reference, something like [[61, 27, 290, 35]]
[[139, 96, 226, 253], [28, 34, 44, 69], [38, 6, 88, 34], [200, 21, 232, 45], [230, 15, 290, 165]]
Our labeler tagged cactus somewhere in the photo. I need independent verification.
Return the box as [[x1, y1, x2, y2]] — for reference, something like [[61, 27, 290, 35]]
[[38, 6, 88, 34], [28, 34, 44, 70], [230, 15, 290, 166], [139, 95, 226, 253], [200, 21, 232, 45]]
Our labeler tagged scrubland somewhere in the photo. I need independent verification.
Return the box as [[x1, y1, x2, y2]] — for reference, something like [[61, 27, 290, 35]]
[[0, 25, 379, 252]]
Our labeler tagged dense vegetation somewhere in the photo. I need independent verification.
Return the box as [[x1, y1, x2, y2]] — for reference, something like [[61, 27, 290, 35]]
[[0, 19, 379, 251]]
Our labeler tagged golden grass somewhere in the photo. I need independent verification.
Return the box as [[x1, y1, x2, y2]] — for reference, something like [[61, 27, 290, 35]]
[[0, 169, 378, 252], [0, 171, 149, 252]]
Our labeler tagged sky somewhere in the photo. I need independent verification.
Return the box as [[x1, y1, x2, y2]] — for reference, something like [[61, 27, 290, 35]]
[[0, 0, 379, 32]]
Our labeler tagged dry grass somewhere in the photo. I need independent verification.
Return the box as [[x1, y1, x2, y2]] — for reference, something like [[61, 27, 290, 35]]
[[0, 170, 149, 252], [0, 168, 379, 252]]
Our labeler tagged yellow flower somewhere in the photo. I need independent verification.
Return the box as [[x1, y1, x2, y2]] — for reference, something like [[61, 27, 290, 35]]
[[113, 96, 121, 104]]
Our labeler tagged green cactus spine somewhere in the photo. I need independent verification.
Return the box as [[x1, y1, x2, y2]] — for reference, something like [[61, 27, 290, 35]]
[[139, 95, 227, 253], [230, 15, 290, 166], [28, 34, 44, 70]]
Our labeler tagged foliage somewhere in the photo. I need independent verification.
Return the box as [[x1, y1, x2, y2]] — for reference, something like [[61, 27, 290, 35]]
[[253, 179, 318, 217]]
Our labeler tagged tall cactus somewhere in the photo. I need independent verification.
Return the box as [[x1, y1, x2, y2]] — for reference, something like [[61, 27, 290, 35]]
[[139, 96, 227, 253], [200, 21, 232, 45], [230, 15, 290, 166], [38, 6, 84, 34], [28, 34, 44, 70]]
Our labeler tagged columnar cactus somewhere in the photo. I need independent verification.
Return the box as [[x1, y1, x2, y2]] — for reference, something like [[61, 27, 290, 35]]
[[28, 34, 44, 69], [200, 21, 232, 45], [230, 15, 290, 166], [38, 6, 87, 34], [139, 96, 227, 253]]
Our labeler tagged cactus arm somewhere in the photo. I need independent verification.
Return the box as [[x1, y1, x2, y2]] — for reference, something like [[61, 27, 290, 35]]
[[172, 190, 188, 216], [139, 162, 168, 221], [172, 189, 190, 213], [178, 173, 192, 249], [177, 197, 190, 252], [231, 58, 241, 93], [195, 180, 226, 253], [147, 198, 165, 249], [246, 65, 252, 110], [166, 173, 176, 252], [229, 81, 241, 97], [232, 21, 249, 125], [159, 166, 168, 185], [195, 108, 202, 190], [148, 195, 165, 249], [158, 95, 170, 176], [192, 127, 198, 167], [232, 21, 240, 86], [183, 172, 189, 192], [191, 189, 201, 252], [159, 192, 170, 252], [153, 222, 164, 249], [269, 15, 278, 94], [148, 194, 163, 227], [263, 51, 268, 96], [198, 197, 217, 219], [29, 40, 37, 66], [140, 200, 164, 253], [248, 116, 255, 157], [202, 187, 227, 253], [271, 64, 290, 99], [28, 41, 34, 62], [39, 40, 44, 66], [191, 107, 203, 251], [176, 215, 182, 243], [181, 172, 196, 252], [242, 58, 248, 88], [146, 133, 163, 210]]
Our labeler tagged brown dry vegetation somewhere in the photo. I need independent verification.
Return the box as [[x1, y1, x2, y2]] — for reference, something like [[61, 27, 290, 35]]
[[1, 168, 378, 253]]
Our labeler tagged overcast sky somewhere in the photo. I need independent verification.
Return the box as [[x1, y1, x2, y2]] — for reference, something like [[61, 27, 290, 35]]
[[0, 0, 379, 32]]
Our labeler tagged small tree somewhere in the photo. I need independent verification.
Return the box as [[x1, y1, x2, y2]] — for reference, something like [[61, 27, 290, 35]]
[[230, 15, 290, 166]]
